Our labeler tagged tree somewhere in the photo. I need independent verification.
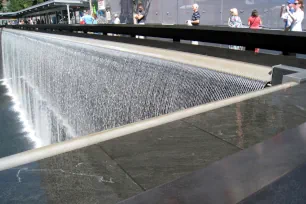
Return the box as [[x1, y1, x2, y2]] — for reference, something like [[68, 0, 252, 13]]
[[1, 0, 7, 12], [32, 0, 44, 6], [7, 0, 44, 12]]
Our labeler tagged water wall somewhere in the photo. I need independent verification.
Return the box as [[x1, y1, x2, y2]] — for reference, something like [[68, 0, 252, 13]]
[[1, 29, 266, 147]]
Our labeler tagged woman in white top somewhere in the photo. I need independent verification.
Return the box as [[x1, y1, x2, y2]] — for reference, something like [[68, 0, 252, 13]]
[[287, 0, 304, 31], [228, 8, 244, 50], [228, 8, 243, 28]]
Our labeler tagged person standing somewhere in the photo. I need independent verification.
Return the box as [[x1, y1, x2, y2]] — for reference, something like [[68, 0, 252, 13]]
[[248, 10, 262, 29], [135, 4, 146, 24], [280, 0, 296, 31], [93, 13, 98, 24], [228, 8, 244, 50], [81, 10, 94, 24], [228, 8, 242, 28], [106, 9, 112, 24], [187, 4, 200, 45], [248, 10, 262, 53], [135, 4, 146, 39], [113, 14, 120, 24], [190, 4, 200, 26], [112, 14, 121, 36], [287, 0, 304, 31]]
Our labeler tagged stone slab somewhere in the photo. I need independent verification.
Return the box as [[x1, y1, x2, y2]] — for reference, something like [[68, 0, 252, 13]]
[[120, 122, 306, 204], [100, 120, 240, 190], [239, 161, 306, 204], [0, 145, 143, 204], [257, 83, 306, 118], [184, 84, 306, 149]]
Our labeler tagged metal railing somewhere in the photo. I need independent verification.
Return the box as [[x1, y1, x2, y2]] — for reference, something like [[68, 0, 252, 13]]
[[4, 24, 306, 54]]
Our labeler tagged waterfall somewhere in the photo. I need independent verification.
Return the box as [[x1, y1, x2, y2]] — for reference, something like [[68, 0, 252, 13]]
[[1, 29, 266, 147]]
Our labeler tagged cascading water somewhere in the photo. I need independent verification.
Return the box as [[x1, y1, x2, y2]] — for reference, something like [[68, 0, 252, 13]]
[[1, 29, 266, 147]]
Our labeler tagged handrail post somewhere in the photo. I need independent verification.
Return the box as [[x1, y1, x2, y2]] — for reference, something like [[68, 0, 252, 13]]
[[66, 4, 71, 24]]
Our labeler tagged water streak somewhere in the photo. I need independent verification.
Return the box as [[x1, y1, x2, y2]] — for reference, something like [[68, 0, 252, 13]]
[[1, 79, 41, 147]]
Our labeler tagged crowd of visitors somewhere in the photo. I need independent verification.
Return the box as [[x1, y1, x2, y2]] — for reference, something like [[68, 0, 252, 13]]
[[6, 18, 46, 25], [5, 1, 304, 30], [76, 1, 304, 53], [183, 1, 303, 52], [55, 1, 305, 35], [5, 1, 303, 53], [189, 1, 304, 33], [225, 0, 304, 33]]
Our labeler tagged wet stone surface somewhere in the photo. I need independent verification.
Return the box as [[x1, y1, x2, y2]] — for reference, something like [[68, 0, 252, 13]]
[[0, 145, 143, 204], [100, 119, 240, 190], [184, 84, 306, 149]]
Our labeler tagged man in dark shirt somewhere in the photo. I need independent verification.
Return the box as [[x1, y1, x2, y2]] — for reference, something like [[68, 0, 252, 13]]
[[135, 4, 146, 39], [191, 4, 200, 26], [135, 4, 146, 24]]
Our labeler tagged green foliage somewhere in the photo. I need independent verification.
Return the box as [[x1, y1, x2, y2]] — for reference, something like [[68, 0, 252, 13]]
[[7, 0, 44, 12], [33, 0, 44, 5]]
